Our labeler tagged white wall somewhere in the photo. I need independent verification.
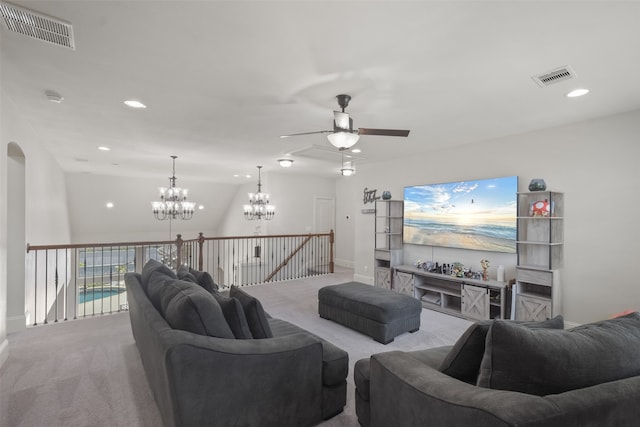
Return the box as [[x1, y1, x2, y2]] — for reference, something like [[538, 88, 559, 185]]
[[65, 173, 239, 243], [342, 109, 640, 325], [0, 120, 7, 368], [217, 170, 336, 237], [1, 92, 72, 367]]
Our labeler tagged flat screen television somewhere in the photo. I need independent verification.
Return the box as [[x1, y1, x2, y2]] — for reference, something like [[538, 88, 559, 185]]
[[403, 176, 518, 253]]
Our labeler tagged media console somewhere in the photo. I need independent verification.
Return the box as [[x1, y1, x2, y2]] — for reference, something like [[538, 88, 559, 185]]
[[393, 265, 511, 321]]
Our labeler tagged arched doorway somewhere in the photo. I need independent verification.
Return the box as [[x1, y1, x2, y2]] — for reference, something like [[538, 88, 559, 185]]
[[7, 142, 26, 332]]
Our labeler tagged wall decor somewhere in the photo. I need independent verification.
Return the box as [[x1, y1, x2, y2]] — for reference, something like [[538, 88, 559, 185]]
[[528, 178, 547, 191], [363, 187, 380, 204]]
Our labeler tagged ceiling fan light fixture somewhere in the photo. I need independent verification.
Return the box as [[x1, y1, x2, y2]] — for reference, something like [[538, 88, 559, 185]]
[[341, 167, 355, 176], [327, 131, 360, 149], [278, 158, 294, 168]]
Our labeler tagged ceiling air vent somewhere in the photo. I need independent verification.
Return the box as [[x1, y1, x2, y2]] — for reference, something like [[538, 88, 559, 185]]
[[532, 66, 576, 88], [0, 1, 74, 50]]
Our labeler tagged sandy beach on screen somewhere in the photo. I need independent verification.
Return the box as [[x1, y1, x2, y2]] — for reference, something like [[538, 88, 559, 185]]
[[404, 225, 515, 253]]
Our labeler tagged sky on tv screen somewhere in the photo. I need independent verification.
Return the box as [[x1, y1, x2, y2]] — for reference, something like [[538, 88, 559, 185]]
[[403, 176, 517, 253]]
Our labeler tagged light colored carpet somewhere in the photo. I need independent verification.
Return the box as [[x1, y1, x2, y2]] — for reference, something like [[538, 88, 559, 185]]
[[0, 269, 471, 427]]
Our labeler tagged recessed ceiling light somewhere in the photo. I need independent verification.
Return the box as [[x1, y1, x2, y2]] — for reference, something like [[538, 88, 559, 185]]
[[351, 148, 362, 153], [98, 146, 110, 151], [106, 202, 114, 208], [566, 88, 589, 98], [124, 100, 146, 108], [198, 205, 204, 210]]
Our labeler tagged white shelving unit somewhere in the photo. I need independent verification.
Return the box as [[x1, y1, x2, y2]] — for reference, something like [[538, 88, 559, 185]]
[[514, 191, 564, 321], [374, 200, 403, 289]]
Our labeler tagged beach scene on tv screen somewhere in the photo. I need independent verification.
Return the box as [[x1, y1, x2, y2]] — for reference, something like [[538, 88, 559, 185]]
[[404, 176, 517, 253]]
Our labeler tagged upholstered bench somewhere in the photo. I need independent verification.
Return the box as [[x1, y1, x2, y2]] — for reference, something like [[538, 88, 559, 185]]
[[318, 282, 422, 344]]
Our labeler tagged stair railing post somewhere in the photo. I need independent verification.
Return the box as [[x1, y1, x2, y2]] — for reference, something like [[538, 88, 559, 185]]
[[198, 232, 205, 271], [329, 229, 335, 273], [175, 234, 183, 268]]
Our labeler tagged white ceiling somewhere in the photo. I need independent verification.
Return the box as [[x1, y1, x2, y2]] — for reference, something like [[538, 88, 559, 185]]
[[2, 1, 640, 183]]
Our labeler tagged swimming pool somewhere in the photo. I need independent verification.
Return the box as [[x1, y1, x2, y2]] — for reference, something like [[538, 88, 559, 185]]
[[79, 288, 125, 304]]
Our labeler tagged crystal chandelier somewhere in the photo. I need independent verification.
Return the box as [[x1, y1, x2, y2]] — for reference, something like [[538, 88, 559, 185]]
[[151, 155, 196, 220], [244, 166, 275, 220]]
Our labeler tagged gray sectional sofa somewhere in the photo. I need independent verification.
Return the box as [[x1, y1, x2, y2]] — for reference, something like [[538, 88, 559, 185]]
[[125, 260, 348, 427], [354, 313, 640, 427]]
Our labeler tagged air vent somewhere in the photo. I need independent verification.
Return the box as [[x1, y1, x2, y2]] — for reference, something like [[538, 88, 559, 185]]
[[532, 66, 576, 88], [0, 1, 74, 49]]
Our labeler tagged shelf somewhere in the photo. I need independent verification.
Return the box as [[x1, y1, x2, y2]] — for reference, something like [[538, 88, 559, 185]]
[[374, 200, 404, 288], [517, 216, 564, 220], [516, 241, 563, 246], [414, 283, 460, 297], [517, 291, 550, 299]]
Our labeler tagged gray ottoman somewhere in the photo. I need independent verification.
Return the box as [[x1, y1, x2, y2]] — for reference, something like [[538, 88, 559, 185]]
[[318, 282, 421, 344]]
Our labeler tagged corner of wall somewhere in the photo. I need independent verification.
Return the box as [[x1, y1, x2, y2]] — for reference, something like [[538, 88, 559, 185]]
[[353, 273, 373, 285], [0, 337, 8, 369]]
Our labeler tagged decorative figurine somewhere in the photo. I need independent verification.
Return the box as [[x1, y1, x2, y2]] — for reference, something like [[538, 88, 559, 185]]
[[381, 191, 392, 200], [531, 199, 551, 217], [480, 259, 490, 281], [528, 179, 547, 191]]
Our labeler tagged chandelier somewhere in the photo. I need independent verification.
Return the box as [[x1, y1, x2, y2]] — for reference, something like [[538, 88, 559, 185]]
[[151, 155, 196, 220], [244, 166, 275, 220]]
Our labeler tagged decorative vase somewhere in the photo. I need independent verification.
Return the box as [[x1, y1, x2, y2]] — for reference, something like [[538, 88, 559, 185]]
[[528, 179, 547, 191], [381, 191, 392, 200]]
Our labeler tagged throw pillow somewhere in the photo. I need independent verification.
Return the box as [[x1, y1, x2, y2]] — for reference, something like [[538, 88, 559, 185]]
[[211, 292, 253, 339], [140, 259, 176, 293], [189, 268, 219, 293], [176, 264, 198, 284], [477, 312, 640, 395], [163, 285, 235, 339], [158, 279, 199, 317], [229, 285, 273, 339], [439, 316, 564, 383]]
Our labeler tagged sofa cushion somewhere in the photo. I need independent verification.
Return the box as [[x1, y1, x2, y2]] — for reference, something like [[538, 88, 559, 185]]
[[176, 264, 199, 284], [269, 317, 348, 386], [477, 312, 640, 395], [158, 279, 200, 317], [146, 271, 178, 312], [439, 316, 564, 383], [189, 267, 219, 293], [230, 285, 273, 339], [211, 292, 253, 339], [141, 259, 176, 294], [163, 285, 235, 338]]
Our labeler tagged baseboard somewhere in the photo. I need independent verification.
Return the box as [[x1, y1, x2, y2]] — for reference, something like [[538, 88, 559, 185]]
[[7, 315, 26, 334], [0, 337, 8, 369], [353, 273, 374, 285], [334, 258, 354, 269]]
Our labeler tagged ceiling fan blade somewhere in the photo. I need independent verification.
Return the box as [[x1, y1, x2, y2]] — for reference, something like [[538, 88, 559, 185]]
[[280, 130, 332, 138], [357, 128, 410, 137], [333, 111, 351, 130]]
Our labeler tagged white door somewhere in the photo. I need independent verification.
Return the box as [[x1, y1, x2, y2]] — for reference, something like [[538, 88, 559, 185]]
[[314, 197, 335, 233]]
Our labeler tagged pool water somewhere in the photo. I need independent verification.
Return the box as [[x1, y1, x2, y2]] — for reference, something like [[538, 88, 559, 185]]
[[80, 288, 125, 304]]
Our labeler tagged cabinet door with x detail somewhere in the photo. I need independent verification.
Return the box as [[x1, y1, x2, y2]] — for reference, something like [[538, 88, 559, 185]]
[[461, 284, 490, 320]]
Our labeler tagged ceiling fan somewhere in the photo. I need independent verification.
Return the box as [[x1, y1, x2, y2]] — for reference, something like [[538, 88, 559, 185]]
[[280, 94, 410, 149]]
